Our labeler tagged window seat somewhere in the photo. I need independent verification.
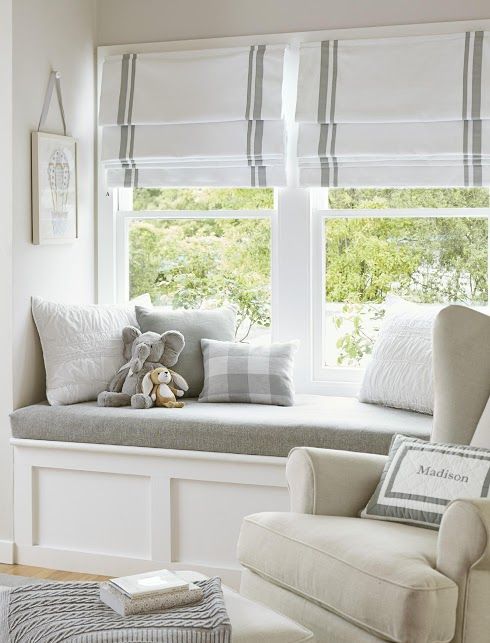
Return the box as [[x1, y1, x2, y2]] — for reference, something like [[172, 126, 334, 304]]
[[10, 394, 431, 457]]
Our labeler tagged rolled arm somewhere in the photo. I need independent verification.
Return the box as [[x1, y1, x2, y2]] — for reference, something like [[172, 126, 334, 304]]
[[437, 498, 490, 643], [286, 447, 386, 517]]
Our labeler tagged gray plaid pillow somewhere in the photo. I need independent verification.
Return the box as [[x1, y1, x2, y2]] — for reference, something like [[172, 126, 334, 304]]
[[199, 339, 298, 406]]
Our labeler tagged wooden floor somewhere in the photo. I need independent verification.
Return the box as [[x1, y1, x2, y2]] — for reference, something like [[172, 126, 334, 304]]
[[0, 563, 109, 582]]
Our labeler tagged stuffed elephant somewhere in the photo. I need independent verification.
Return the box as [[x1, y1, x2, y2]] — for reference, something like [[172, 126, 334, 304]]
[[97, 326, 185, 409]]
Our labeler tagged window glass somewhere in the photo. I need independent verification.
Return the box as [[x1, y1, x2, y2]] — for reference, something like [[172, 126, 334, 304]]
[[323, 188, 489, 368], [328, 187, 490, 210], [133, 187, 274, 211], [129, 217, 271, 343]]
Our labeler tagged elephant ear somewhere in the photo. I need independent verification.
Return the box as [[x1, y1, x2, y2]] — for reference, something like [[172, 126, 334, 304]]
[[122, 326, 141, 360], [160, 330, 185, 366]]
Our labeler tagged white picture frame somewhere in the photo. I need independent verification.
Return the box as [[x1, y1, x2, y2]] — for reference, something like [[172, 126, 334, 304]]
[[31, 131, 78, 245]]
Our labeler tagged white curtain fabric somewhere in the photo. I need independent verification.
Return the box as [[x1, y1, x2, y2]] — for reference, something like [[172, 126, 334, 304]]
[[99, 46, 286, 188], [296, 31, 490, 187]]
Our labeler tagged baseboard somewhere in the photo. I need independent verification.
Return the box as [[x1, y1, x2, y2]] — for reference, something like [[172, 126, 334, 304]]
[[0, 539, 14, 564], [15, 545, 242, 588]]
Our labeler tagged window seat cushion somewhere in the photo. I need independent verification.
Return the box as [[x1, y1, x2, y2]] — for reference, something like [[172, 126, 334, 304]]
[[10, 395, 432, 457]]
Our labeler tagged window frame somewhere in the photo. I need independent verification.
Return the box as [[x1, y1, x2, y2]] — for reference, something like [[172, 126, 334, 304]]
[[114, 187, 276, 307], [311, 192, 490, 392], [97, 18, 490, 398]]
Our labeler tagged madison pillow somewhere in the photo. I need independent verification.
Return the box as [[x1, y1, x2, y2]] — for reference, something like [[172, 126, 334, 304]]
[[32, 294, 151, 406], [199, 339, 298, 406], [361, 434, 490, 529], [359, 303, 438, 414], [136, 306, 237, 397]]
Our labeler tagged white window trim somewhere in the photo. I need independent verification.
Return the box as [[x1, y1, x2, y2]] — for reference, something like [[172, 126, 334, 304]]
[[97, 18, 490, 398], [115, 190, 277, 308], [311, 199, 490, 393]]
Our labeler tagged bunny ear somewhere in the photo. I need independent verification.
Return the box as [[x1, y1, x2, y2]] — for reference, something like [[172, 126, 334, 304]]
[[161, 331, 185, 366], [169, 370, 189, 391], [141, 371, 153, 397]]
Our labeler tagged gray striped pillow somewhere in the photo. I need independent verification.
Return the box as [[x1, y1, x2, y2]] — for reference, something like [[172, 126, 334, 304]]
[[361, 434, 490, 529], [199, 339, 298, 406]]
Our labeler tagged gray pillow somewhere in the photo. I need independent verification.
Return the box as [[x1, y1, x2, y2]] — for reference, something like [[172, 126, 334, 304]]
[[361, 434, 490, 530], [136, 306, 236, 397], [199, 339, 298, 406]]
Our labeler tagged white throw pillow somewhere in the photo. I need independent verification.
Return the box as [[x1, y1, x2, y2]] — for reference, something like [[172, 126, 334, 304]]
[[32, 294, 151, 406], [361, 434, 490, 529], [359, 303, 438, 414]]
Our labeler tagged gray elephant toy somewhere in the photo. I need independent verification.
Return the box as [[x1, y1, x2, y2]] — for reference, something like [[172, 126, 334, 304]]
[[97, 326, 185, 409]]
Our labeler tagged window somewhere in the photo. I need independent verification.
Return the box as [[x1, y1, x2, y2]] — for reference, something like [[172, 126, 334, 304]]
[[99, 23, 490, 398], [314, 188, 490, 382], [119, 188, 274, 343]]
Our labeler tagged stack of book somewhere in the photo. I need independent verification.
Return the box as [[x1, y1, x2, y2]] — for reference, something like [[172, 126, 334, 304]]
[[99, 569, 204, 616]]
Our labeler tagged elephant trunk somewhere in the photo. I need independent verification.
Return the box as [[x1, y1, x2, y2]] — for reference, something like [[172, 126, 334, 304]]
[[128, 343, 151, 377]]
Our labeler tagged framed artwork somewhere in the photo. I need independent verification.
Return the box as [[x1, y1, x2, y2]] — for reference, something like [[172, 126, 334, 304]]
[[31, 131, 78, 245]]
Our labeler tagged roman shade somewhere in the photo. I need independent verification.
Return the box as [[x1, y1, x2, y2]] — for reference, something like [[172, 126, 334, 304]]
[[296, 31, 490, 187], [99, 46, 286, 188]]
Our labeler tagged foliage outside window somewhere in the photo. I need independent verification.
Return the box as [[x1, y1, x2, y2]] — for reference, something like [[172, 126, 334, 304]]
[[325, 188, 490, 367], [133, 187, 274, 211], [129, 188, 272, 342]]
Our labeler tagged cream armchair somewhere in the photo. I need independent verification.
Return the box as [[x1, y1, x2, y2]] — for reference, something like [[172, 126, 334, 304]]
[[238, 305, 490, 643]]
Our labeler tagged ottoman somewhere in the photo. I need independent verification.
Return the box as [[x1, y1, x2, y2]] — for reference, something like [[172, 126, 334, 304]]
[[178, 571, 314, 642], [0, 571, 314, 642]]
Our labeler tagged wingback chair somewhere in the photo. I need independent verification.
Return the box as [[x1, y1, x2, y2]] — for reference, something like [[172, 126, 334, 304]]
[[237, 305, 490, 643]]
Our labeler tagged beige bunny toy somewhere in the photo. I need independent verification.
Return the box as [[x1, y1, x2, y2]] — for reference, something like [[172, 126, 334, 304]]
[[142, 367, 189, 408]]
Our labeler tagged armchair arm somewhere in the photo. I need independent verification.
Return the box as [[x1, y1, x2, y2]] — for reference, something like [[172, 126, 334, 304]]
[[286, 447, 387, 517], [437, 498, 490, 643]]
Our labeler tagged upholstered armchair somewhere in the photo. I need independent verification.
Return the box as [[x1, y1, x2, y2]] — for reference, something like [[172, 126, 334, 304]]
[[238, 305, 490, 643]]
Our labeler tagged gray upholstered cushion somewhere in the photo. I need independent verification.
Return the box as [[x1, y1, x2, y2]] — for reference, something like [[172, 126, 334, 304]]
[[10, 395, 432, 457], [136, 306, 236, 397], [200, 339, 298, 406]]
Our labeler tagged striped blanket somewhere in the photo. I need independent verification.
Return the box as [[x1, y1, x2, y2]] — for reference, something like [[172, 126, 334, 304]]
[[0, 577, 231, 642]]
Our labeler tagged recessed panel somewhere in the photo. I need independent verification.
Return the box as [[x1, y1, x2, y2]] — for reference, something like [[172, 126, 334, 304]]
[[33, 468, 151, 558], [170, 479, 288, 566]]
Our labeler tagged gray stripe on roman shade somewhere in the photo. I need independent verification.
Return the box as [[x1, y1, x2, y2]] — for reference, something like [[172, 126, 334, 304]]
[[296, 31, 490, 187], [100, 45, 286, 188]]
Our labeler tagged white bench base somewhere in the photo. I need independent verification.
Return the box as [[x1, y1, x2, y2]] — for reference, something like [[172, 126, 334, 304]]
[[11, 439, 289, 589]]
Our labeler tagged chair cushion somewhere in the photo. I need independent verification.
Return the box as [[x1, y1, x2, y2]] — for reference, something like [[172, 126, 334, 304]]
[[238, 512, 457, 642], [10, 395, 432, 457]]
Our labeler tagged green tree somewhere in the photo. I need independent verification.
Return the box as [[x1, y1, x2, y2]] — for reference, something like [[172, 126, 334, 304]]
[[128, 206, 271, 341], [326, 188, 489, 365]]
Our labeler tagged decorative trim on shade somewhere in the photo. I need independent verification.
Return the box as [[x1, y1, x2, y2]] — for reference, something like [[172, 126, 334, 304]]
[[99, 46, 286, 188], [296, 31, 490, 187]]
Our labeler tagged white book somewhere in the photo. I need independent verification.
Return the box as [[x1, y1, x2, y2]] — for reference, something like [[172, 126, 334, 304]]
[[100, 581, 203, 616], [109, 569, 189, 598]]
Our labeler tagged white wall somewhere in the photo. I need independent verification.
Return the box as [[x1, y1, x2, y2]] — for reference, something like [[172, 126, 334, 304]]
[[13, 0, 97, 410], [96, 0, 490, 45], [0, 0, 13, 561]]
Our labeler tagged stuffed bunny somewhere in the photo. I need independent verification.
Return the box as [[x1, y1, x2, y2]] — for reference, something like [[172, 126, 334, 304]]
[[142, 366, 189, 408], [97, 326, 185, 409]]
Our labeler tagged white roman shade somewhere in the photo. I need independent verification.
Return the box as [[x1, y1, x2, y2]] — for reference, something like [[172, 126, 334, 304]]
[[99, 46, 286, 188], [296, 31, 490, 187]]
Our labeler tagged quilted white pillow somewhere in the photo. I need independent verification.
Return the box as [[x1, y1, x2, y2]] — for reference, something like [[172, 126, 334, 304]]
[[359, 303, 439, 414], [32, 295, 151, 406]]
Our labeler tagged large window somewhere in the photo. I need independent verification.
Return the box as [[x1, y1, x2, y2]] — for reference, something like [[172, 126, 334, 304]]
[[124, 188, 274, 343], [318, 188, 490, 372]]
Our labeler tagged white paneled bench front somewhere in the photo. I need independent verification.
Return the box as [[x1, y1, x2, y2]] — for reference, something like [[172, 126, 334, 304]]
[[10, 395, 431, 588]]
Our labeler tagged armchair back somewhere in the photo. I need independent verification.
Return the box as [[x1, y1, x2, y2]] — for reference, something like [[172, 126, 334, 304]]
[[432, 305, 490, 445]]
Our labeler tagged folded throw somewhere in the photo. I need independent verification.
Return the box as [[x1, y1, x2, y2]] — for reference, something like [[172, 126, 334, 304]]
[[0, 577, 231, 643]]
